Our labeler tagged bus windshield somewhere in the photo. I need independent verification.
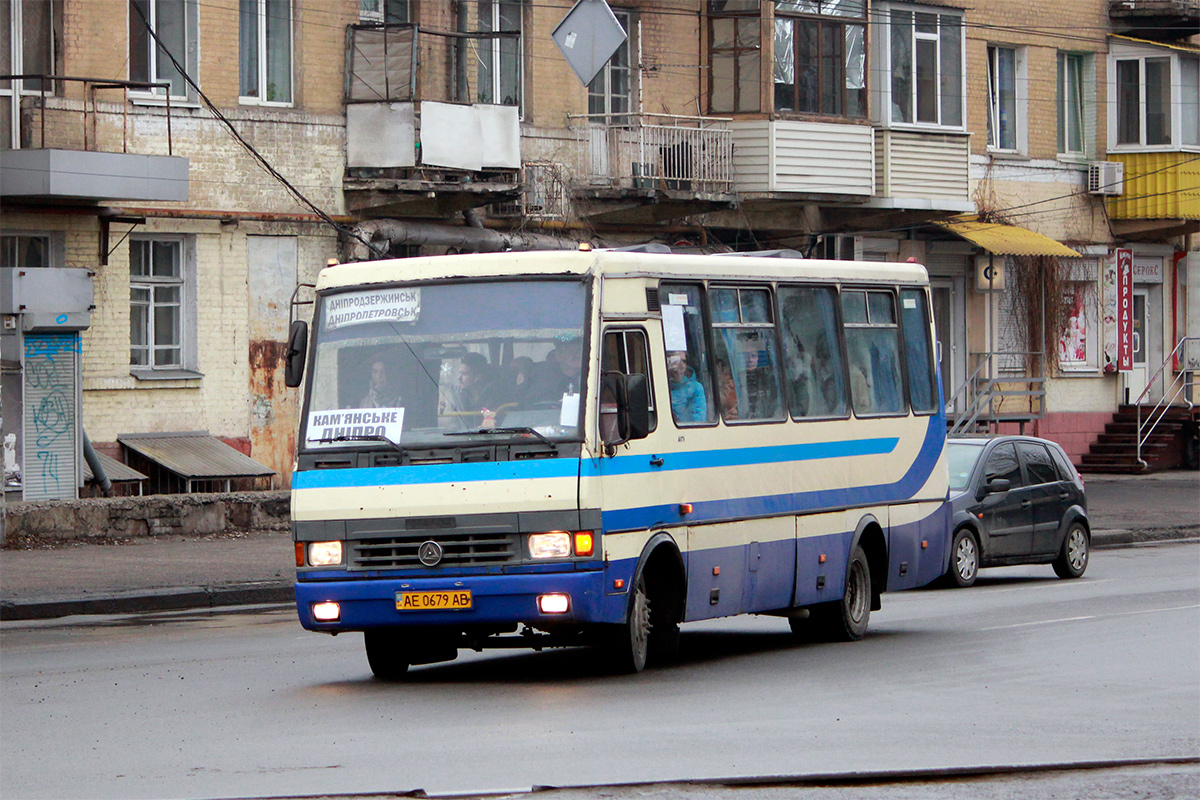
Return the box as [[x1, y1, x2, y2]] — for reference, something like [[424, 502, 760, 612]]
[[301, 279, 588, 449]]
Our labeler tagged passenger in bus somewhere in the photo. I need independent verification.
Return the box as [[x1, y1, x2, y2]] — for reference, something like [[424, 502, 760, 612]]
[[500, 356, 536, 407], [359, 359, 400, 408], [529, 338, 583, 401], [715, 357, 739, 420], [667, 352, 707, 423], [454, 352, 502, 424]]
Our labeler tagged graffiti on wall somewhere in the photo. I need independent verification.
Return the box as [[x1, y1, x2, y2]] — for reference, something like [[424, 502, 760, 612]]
[[24, 333, 80, 500]]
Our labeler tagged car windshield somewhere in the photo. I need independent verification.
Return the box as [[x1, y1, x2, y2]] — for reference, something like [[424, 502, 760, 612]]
[[301, 279, 589, 450], [946, 440, 987, 492]]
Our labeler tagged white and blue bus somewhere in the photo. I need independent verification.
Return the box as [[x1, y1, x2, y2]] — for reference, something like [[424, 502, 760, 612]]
[[287, 249, 949, 677]]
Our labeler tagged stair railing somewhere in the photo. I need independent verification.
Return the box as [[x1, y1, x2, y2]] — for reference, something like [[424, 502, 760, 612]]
[[948, 353, 1047, 436], [1136, 337, 1199, 470]]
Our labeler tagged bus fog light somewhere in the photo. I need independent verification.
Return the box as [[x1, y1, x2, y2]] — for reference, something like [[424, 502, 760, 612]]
[[312, 601, 340, 621], [308, 541, 343, 567], [538, 594, 571, 614], [529, 532, 572, 559]]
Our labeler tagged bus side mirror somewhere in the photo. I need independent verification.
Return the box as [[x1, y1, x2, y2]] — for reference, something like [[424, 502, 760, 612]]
[[285, 320, 308, 388], [623, 373, 651, 441], [601, 372, 651, 447]]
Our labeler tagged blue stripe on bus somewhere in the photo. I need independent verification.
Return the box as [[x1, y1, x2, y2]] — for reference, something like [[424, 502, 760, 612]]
[[292, 435, 898, 491], [600, 414, 946, 531], [581, 436, 898, 477]]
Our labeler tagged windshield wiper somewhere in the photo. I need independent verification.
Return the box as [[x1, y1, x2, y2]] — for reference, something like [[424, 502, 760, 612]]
[[316, 433, 403, 452], [444, 427, 554, 447]]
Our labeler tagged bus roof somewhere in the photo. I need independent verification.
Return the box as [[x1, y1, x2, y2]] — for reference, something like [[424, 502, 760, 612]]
[[315, 250, 930, 292]]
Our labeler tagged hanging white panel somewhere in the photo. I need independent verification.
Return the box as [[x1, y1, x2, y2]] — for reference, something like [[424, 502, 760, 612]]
[[22, 332, 80, 501]]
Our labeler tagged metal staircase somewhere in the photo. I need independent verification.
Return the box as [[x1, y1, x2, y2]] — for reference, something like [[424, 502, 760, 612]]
[[948, 353, 1046, 436]]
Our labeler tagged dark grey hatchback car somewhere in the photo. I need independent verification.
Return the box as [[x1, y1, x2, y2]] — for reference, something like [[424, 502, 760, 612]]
[[943, 435, 1090, 587]]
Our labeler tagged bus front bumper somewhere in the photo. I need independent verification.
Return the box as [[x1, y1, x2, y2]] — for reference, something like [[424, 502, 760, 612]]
[[294, 569, 624, 632]]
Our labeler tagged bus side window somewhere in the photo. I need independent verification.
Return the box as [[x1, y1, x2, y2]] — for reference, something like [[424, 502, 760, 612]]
[[709, 286, 784, 422], [843, 290, 906, 417], [899, 288, 938, 413], [602, 329, 657, 437], [779, 285, 848, 419], [659, 283, 717, 426]]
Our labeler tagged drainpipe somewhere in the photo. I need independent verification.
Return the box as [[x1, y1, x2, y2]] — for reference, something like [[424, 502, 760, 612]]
[[82, 429, 112, 498]]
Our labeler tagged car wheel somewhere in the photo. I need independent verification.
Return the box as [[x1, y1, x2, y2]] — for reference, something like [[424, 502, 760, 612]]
[[947, 528, 979, 588], [607, 573, 651, 673], [1053, 523, 1089, 579], [813, 545, 871, 642]]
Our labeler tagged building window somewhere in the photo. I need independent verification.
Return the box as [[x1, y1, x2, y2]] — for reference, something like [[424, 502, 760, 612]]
[[986, 45, 1022, 151], [1057, 52, 1089, 157], [359, 0, 409, 23], [1114, 52, 1199, 148], [1, 234, 51, 268], [130, 237, 195, 373], [772, 0, 867, 117], [885, 5, 963, 128], [710, 12, 761, 113], [3, 0, 62, 148], [476, 0, 521, 106], [588, 8, 631, 121], [1058, 260, 1099, 371], [240, 0, 292, 105], [130, 0, 199, 100]]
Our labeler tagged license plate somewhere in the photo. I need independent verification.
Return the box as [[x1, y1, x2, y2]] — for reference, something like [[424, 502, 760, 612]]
[[395, 590, 472, 611]]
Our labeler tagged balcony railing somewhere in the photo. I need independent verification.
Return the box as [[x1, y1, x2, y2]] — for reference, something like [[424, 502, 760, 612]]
[[1, 75, 175, 153], [568, 113, 734, 195]]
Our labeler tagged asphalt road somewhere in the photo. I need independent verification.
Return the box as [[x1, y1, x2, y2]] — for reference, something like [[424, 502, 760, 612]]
[[2, 540, 1196, 800]]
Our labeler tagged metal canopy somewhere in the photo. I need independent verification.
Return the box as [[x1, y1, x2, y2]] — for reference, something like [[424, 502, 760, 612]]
[[81, 451, 148, 486], [934, 218, 1082, 258], [118, 431, 275, 493]]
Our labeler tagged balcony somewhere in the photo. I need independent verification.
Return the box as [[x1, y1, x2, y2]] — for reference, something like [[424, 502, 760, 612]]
[[1109, 0, 1200, 40], [0, 76, 188, 204], [1105, 152, 1200, 238], [568, 113, 736, 224], [870, 129, 973, 213], [343, 24, 520, 217], [730, 119, 874, 200]]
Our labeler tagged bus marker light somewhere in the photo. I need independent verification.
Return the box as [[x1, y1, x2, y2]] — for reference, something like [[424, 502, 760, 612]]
[[574, 532, 594, 557], [312, 602, 340, 622], [294, 542, 305, 567], [712, 566, 720, 576], [538, 594, 570, 614], [819, 554, 826, 564], [613, 579, 625, 590], [921, 540, 929, 549], [679, 503, 693, 515]]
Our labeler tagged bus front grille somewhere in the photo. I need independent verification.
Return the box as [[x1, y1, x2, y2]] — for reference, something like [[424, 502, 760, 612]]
[[348, 533, 518, 570]]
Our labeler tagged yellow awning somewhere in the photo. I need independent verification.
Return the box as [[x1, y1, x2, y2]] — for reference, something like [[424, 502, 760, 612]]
[[934, 218, 1082, 258]]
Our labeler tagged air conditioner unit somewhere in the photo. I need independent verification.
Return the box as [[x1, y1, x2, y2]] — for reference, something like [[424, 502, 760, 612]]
[[1087, 161, 1124, 196]]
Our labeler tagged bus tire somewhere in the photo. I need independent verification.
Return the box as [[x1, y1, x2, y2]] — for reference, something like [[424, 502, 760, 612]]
[[607, 572, 652, 674], [364, 630, 410, 680], [815, 545, 871, 642]]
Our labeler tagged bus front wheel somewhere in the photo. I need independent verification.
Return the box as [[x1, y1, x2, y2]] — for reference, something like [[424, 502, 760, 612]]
[[364, 630, 457, 680], [607, 573, 651, 674], [814, 545, 872, 642]]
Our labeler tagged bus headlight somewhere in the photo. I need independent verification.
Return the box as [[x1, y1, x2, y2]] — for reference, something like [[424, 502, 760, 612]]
[[307, 541, 343, 567], [528, 532, 572, 559]]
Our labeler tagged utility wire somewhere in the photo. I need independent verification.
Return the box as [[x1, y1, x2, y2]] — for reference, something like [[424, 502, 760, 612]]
[[128, 0, 381, 256]]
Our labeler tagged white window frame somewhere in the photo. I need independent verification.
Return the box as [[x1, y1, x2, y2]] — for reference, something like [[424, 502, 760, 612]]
[[1057, 51, 1094, 160], [876, 2, 965, 131], [239, 0, 293, 107], [587, 8, 633, 122], [359, 0, 410, 24], [129, 0, 200, 103], [476, 0, 522, 109], [129, 235, 199, 378], [2, 0, 59, 149], [986, 44, 1027, 154], [1109, 43, 1200, 152]]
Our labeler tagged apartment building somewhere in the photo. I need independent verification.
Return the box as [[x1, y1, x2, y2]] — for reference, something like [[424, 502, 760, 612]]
[[1, 0, 1196, 502]]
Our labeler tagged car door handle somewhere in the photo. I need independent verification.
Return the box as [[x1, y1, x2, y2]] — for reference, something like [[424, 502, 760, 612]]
[[1020, 499, 1032, 508], [1059, 492, 1070, 500]]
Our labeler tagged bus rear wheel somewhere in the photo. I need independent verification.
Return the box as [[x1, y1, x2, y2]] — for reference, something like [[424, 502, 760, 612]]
[[814, 545, 872, 642]]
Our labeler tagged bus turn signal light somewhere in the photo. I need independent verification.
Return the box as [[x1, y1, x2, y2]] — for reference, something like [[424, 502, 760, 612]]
[[574, 532, 594, 556]]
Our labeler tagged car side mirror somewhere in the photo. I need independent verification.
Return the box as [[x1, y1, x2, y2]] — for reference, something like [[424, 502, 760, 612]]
[[284, 320, 308, 388], [601, 372, 651, 448], [978, 476, 1011, 500]]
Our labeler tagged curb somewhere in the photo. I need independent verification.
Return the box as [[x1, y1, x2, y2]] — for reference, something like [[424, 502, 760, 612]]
[[0, 581, 294, 622]]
